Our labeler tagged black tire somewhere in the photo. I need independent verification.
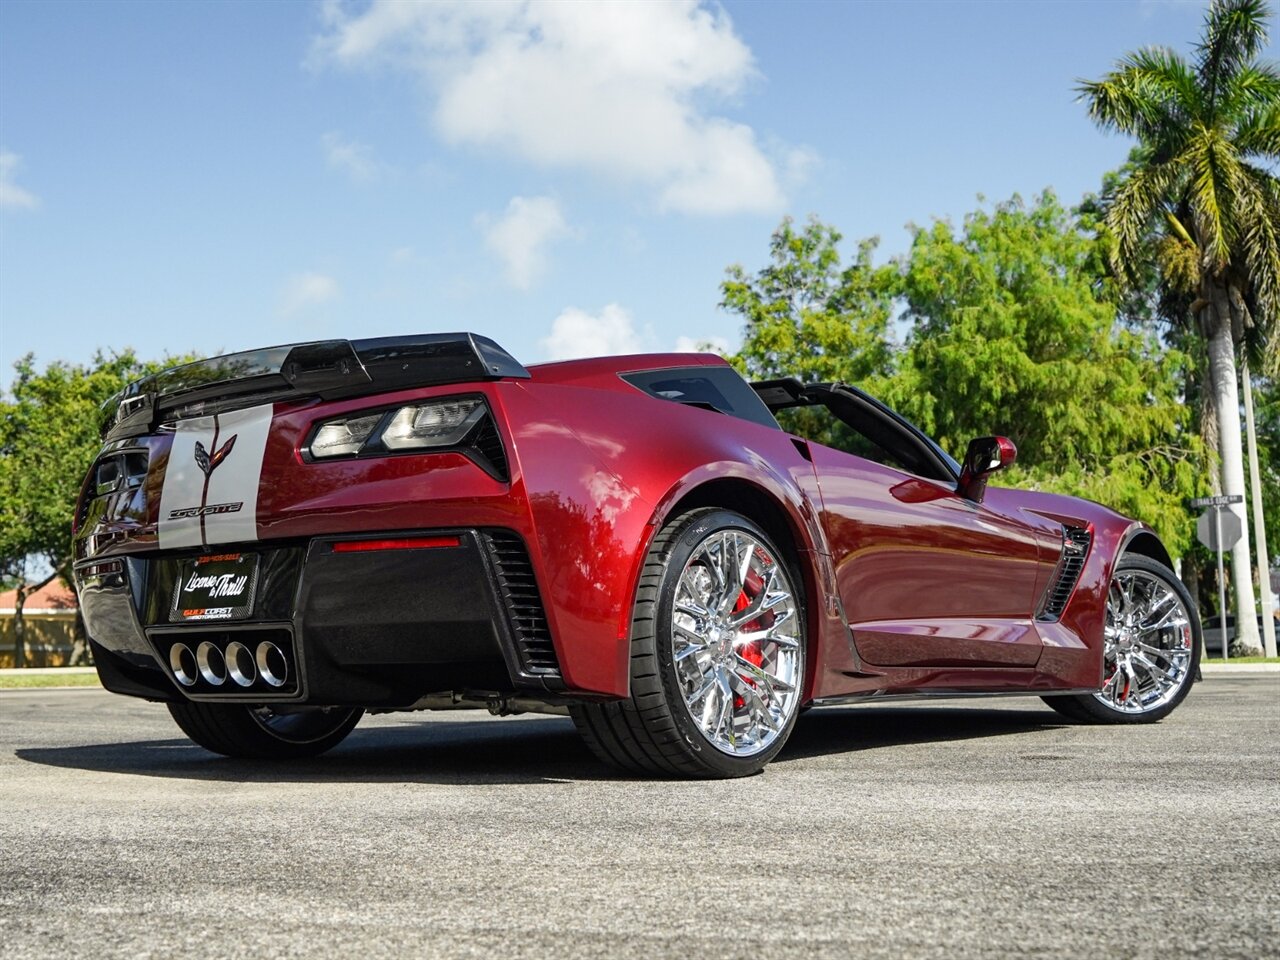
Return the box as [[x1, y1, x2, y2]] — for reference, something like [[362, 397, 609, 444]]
[[1042, 553, 1201, 725], [168, 701, 363, 759], [571, 508, 806, 779]]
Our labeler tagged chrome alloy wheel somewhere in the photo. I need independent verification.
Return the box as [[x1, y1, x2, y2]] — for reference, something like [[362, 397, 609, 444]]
[[1094, 568, 1194, 714], [671, 529, 803, 757]]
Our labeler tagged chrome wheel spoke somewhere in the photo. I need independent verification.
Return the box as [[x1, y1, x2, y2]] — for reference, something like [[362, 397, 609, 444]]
[[676, 599, 712, 620], [1133, 651, 1174, 683], [726, 567, 780, 626], [673, 621, 707, 646], [1136, 641, 1183, 661], [731, 672, 779, 733], [686, 676, 716, 710], [735, 606, 796, 639], [1138, 590, 1176, 630], [674, 643, 705, 664], [734, 652, 795, 697]]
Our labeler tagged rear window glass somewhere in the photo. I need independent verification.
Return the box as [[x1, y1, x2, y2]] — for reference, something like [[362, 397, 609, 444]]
[[622, 368, 779, 430]]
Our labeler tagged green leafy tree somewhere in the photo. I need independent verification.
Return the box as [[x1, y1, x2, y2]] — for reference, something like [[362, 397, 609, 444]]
[[0, 351, 198, 666], [890, 192, 1201, 556], [1079, 0, 1280, 652], [722, 216, 898, 386]]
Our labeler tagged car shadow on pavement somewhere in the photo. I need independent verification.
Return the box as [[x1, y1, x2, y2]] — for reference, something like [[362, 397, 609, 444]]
[[778, 705, 1066, 763], [16, 701, 1067, 784], [17, 716, 605, 786]]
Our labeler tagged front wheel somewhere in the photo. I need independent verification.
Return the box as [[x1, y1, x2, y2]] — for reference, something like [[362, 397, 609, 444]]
[[571, 508, 806, 778], [1042, 554, 1200, 724], [168, 701, 363, 759]]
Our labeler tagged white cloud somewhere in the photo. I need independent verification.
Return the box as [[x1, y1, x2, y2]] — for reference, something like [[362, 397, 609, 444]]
[[481, 195, 571, 290], [782, 145, 820, 186], [279, 272, 340, 316], [321, 131, 382, 181], [541, 303, 642, 361], [0, 150, 39, 210], [674, 335, 730, 354], [313, 1, 791, 215]]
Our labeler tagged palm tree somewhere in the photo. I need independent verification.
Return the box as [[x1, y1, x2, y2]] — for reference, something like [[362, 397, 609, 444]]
[[1081, 0, 1280, 654]]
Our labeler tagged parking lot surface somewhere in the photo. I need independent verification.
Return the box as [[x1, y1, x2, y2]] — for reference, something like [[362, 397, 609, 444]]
[[1, 678, 1276, 959]]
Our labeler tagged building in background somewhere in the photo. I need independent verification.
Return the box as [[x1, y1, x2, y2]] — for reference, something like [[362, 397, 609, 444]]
[[0, 581, 78, 667]]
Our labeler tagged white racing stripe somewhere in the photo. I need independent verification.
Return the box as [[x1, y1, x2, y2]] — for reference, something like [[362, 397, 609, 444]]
[[157, 405, 273, 549]]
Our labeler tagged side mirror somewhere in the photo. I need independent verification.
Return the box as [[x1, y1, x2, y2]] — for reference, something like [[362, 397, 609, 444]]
[[957, 436, 1016, 503]]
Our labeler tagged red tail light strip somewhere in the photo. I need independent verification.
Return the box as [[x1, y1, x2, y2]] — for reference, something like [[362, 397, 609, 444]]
[[331, 536, 462, 553]]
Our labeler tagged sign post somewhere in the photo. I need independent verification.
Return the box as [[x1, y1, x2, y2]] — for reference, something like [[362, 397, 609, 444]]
[[1192, 495, 1245, 661]]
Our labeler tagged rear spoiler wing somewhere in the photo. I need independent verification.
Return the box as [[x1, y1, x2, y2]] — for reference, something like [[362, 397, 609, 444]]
[[101, 333, 530, 441]]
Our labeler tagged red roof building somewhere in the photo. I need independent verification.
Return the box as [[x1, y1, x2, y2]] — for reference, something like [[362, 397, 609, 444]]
[[0, 580, 78, 616]]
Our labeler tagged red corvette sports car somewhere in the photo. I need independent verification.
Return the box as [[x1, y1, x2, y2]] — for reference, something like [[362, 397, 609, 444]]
[[74, 333, 1201, 778]]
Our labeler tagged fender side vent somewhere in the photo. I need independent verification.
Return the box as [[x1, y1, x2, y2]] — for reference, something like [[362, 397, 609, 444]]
[[1037, 526, 1091, 622], [483, 532, 559, 676]]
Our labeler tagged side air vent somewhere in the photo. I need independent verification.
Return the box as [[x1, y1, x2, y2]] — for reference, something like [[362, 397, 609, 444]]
[[468, 415, 509, 481], [1038, 526, 1092, 621], [483, 531, 559, 676]]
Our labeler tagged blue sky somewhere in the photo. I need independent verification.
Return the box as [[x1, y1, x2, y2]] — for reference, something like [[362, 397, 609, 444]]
[[0, 0, 1226, 379]]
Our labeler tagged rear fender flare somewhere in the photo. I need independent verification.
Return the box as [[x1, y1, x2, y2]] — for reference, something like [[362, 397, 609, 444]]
[[620, 463, 831, 698]]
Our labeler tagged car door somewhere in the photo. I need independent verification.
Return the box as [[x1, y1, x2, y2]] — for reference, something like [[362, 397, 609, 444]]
[[775, 385, 1059, 668]]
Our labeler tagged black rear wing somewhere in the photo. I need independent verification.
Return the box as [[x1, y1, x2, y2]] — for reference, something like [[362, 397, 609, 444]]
[[101, 333, 530, 441]]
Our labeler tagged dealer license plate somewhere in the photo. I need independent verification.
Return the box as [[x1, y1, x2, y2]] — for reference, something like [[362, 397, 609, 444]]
[[172, 552, 259, 622]]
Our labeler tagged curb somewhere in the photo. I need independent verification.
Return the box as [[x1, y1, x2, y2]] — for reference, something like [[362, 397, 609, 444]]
[[1199, 663, 1280, 675], [0, 666, 97, 676]]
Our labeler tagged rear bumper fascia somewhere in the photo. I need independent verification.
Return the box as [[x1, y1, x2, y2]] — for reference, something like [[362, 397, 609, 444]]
[[77, 529, 567, 709]]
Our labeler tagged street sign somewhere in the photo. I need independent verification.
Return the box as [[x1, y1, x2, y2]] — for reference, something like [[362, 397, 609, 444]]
[[1197, 506, 1243, 552], [1189, 494, 1245, 508], [1196, 505, 1243, 662]]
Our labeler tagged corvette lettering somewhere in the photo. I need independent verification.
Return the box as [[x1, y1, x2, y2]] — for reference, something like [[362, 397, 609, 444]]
[[167, 502, 243, 519]]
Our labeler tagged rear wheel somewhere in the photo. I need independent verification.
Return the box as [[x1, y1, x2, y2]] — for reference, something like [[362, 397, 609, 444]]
[[571, 508, 806, 778], [1042, 554, 1199, 724], [168, 701, 363, 759]]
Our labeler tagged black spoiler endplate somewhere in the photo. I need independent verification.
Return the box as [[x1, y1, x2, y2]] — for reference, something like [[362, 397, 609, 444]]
[[101, 333, 530, 441]]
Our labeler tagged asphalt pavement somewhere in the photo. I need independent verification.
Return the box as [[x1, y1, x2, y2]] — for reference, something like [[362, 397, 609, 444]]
[[1, 678, 1277, 959]]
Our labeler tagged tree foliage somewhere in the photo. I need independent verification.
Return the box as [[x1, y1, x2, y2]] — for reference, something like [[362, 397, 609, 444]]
[[0, 351, 197, 664], [723, 217, 898, 388]]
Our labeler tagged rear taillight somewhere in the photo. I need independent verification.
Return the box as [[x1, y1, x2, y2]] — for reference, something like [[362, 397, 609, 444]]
[[301, 395, 508, 480], [308, 397, 485, 459]]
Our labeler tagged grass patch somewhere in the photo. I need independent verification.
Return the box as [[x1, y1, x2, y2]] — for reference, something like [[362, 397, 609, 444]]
[[0, 672, 102, 689], [1203, 656, 1280, 664]]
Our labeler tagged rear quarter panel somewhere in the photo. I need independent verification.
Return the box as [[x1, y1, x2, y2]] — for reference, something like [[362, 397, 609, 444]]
[[508, 360, 846, 700]]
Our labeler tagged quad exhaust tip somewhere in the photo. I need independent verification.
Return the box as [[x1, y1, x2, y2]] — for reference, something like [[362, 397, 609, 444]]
[[171, 638, 290, 690], [169, 643, 198, 687], [196, 641, 227, 686], [225, 641, 256, 688], [255, 641, 288, 688]]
